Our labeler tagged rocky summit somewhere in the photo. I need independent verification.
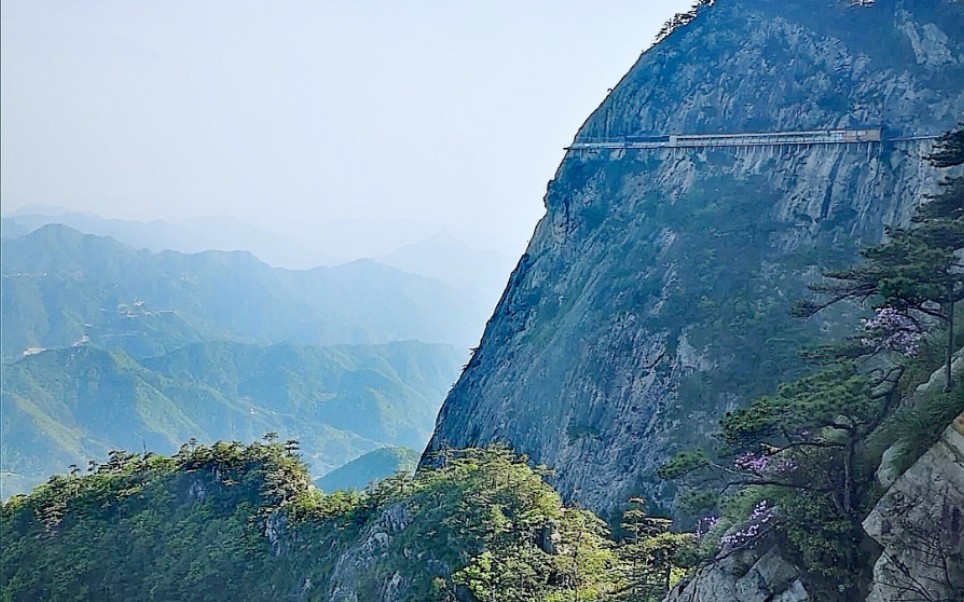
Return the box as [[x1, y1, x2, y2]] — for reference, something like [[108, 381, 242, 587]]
[[425, 0, 964, 515]]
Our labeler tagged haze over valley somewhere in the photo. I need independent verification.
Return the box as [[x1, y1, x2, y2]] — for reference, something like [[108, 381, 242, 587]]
[[0, 0, 696, 499]]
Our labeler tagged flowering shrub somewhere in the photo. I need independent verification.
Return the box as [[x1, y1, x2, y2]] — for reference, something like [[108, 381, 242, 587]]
[[861, 307, 922, 357], [733, 452, 798, 474], [734, 452, 769, 473], [718, 500, 773, 550]]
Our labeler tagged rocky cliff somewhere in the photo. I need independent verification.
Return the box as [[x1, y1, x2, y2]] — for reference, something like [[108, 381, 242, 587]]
[[662, 547, 810, 602], [863, 410, 964, 602], [425, 0, 964, 515], [662, 396, 964, 602]]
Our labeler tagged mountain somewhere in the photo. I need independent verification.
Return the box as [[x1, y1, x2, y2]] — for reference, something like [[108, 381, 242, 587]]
[[0, 211, 494, 271], [0, 340, 461, 498], [0, 211, 344, 268], [0, 219, 30, 239], [316, 447, 420, 491], [0, 224, 488, 359], [3, 2, 963, 600], [1, 214, 517, 320], [424, 0, 964, 515]]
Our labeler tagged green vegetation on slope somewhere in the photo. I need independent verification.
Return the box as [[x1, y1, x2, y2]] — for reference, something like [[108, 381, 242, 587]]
[[0, 340, 461, 498], [660, 126, 964, 601], [316, 447, 419, 492], [1, 444, 691, 602]]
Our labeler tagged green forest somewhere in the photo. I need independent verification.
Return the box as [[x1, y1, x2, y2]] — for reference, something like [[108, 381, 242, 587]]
[[0, 441, 692, 602], [1, 340, 459, 498]]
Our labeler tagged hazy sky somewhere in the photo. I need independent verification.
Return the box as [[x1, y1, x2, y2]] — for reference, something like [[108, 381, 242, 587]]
[[1, 1, 692, 256]]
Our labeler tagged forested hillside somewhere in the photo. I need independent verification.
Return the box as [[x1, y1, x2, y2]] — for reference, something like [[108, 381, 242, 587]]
[[0, 443, 691, 602], [1, 340, 460, 497]]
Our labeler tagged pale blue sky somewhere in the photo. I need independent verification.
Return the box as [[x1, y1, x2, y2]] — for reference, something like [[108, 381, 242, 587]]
[[1, 1, 692, 256]]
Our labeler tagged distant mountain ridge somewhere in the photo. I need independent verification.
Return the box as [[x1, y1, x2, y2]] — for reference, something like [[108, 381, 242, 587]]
[[0, 224, 488, 359], [1, 340, 461, 497], [0, 210, 344, 268], [316, 446, 420, 491], [377, 231, 515, 309]]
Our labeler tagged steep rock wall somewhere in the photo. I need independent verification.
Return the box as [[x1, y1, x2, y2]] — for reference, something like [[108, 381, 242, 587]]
[[425, 0, 964, 515], [863, 411, 964, 602]]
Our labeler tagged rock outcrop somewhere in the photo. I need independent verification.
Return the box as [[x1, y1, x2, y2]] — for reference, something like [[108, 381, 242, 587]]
[[662, 548, 810, 602], [863, 412, 964, 602], [425, 0, 964, 515], [327, 503, 416, 601]]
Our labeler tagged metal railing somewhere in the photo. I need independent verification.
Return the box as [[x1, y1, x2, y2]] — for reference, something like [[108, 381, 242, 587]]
[[566, 127, 939, 151]]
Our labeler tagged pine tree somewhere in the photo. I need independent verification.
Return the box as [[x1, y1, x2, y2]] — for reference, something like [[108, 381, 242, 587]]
[[795, 126, 964, 389]]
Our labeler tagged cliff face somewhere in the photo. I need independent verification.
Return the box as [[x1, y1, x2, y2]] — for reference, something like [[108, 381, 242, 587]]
[[862, 411, 964, 602], [425, 0, 964, 515], [661, 402, 964, 602]]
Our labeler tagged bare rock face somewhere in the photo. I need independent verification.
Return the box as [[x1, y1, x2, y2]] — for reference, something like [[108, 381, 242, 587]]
[[863, 412, 964, 602], [326, 502, 416, 601], [424, 0, 964, 516], [662, 548, 810, 602]]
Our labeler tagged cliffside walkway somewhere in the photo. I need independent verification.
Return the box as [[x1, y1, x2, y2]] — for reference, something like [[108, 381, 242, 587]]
[[566, 127, 940, 151]]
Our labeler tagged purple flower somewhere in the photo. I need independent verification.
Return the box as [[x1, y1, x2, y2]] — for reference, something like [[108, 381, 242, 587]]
[[749, 500, 771, 521], [861, 307, 922, 357], [735, 452, 797, 475], [734, 452, 770, 472], [773, 458, 798, 473], [695, 515, 720, 539], [718, 501, 773, 551]]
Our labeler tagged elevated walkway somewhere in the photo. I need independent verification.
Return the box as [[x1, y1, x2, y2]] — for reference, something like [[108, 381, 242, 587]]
[[566, 127, 940, 151]]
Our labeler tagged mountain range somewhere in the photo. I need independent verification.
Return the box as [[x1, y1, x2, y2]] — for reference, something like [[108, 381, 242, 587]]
[[1, 340, 460, 498], [0, 209, 516, 298], [1, 223, 488, 361], [0, 222, 482, 497]]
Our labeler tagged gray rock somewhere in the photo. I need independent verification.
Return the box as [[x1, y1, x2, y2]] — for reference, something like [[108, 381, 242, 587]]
[[662, 547, 809, 602], [424, 0, 964, 516], [863, 412, 964, 602], [326, 502, 420, 602], [875, 443, 905, 489], [877, 351, 964, 488]]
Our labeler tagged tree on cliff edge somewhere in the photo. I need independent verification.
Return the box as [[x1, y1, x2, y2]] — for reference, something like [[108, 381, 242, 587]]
[[795, 126, 964, 390]]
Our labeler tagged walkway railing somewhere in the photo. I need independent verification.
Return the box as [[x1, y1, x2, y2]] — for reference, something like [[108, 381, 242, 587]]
[[566, 127, 940, 151]]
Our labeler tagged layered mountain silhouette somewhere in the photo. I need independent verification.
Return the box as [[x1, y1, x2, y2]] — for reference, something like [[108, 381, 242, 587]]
[[0, 224, 477, 497], [1, 224, 488, 360]]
